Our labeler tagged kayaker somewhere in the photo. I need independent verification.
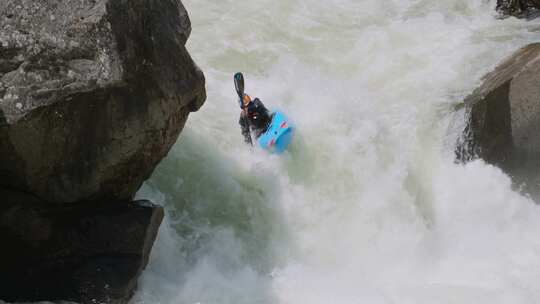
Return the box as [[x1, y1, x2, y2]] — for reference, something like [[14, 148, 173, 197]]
[[234, 72, 294, 153], [239, 94, 273, 144]]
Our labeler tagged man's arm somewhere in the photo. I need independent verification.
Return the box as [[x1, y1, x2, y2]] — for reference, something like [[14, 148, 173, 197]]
[[239, 112, 252, 144]]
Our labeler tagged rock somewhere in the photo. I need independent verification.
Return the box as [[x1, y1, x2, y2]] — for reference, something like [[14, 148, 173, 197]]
[[457, 43, 540, 194], [496, 0, 540, 18], [0, 189, 164, 303], [0, 0, 204, 302], [0, 0, 206, 203]]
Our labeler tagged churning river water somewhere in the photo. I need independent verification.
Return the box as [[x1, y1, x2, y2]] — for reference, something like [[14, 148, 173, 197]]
[[133, 1, 540, 303]]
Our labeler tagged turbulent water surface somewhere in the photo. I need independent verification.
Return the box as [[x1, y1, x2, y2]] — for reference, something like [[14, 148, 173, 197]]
[[133, 1, 540, 303]]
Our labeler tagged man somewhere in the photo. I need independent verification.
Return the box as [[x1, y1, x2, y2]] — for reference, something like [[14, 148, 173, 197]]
[[239, 93, 273, 144]]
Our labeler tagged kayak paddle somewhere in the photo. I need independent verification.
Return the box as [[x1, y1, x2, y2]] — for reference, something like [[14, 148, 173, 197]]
[[234, 72, 253, 145]]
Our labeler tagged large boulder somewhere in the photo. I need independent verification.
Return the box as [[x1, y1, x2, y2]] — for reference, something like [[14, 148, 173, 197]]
[[0, 0, 205, 302], [457, 43, 540, 194], [0, 191, 164, 303], [497, 0, 540, 18], [0, 0, 206, 203]]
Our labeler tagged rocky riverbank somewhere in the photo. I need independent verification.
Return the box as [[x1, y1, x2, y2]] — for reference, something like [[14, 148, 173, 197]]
[[0, 0, 205, 302]]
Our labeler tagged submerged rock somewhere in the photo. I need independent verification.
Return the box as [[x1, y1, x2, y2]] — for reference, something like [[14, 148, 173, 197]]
[[457, 43, 540, 195], [496, 0, 540, 18], [0, 191, 164, 303], [0, 0, 206, 203]]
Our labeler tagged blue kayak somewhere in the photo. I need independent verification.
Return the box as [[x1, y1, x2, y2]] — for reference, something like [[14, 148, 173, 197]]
[[257, 111, 295, 154]]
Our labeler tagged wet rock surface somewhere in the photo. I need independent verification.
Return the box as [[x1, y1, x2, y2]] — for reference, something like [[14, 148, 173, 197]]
[[457, 43, 540, 196]]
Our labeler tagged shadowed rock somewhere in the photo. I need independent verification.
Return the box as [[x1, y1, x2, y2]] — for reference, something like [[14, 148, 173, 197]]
[[497, 0, 540, 18], [0, 0, 206, 203], [457, 43, 540, 196], [0, 190, 164, 303]]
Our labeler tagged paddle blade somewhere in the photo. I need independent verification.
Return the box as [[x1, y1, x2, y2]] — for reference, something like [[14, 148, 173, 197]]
[[234, 72, 245, 98]]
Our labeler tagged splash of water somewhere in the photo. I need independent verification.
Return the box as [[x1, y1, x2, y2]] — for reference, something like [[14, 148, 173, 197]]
[[134, 1, 540, 303]]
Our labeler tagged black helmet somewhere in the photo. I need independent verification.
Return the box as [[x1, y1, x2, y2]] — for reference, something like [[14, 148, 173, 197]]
[[247, 98, 267, 117], [246, 98, 271, 130]]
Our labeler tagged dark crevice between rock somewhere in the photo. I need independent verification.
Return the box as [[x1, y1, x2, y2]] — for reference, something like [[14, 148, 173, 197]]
[[0, 47, 25, 75]]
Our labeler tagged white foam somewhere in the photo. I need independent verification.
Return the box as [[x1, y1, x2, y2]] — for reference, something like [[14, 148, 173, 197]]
[[134, 1, 540, 303]]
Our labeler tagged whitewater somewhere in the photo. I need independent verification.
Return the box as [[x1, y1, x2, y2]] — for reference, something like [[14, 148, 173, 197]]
[[132, 1, 540, 303]]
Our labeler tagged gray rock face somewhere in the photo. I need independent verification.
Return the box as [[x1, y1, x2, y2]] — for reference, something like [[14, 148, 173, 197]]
[[0, 0, 205, 302], [0, 192, 164, 303], [0, 0, 206, 203], [497, 0, 540, 18], [457, 43, 540, 194]]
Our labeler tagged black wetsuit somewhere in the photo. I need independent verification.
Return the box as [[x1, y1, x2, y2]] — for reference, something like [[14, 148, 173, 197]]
[[239, 98, 272, 144]]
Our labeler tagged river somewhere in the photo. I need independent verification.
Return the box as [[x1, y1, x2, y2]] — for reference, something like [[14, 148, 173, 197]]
[[134, 1, 540, 303]]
